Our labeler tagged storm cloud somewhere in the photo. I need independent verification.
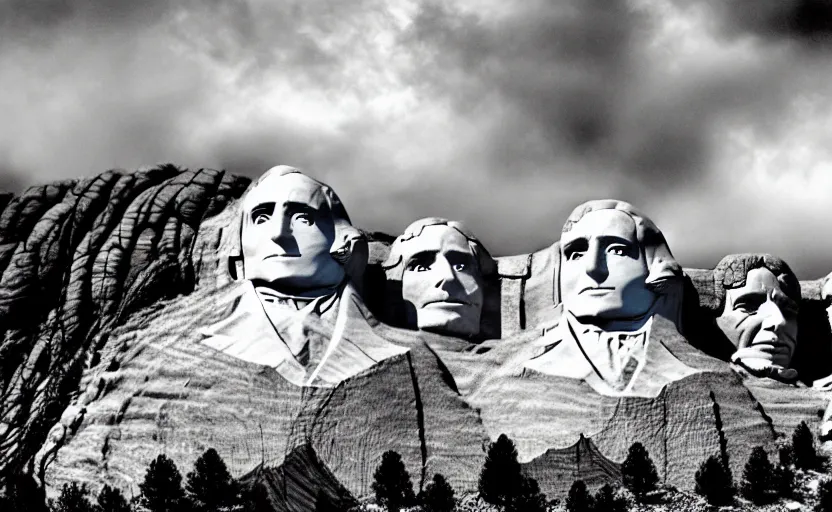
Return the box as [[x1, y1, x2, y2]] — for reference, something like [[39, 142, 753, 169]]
[[0, 0, 831, 277]]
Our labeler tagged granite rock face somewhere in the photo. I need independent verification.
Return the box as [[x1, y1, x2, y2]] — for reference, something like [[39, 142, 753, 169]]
[[1, 168, 830, 511], [0, 167, 249, 482], [35, 280, 488, 506]]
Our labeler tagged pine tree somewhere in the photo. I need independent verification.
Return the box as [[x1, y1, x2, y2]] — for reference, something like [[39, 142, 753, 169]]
[[594, 483, 628, 512], [139, 454, 186, 512], [506, 475, 547, 512], [780, 444, 795, 467], [478, 434, 525, 506], [694, 454, 735, 506], [186, 448, 239, 511], [419, 474, 455, 512], [774, 464, 796, 499], [819, 479, 832, 512], [621, 442, 659, 500], [52, 483, 95, 512], [97, 485, 130, 512], [741, 446, 773, 505], [565, 480, 593, 512], [793, 421, 819, 471], [371, 450, 415, 512], [598, 483, 628, 512]]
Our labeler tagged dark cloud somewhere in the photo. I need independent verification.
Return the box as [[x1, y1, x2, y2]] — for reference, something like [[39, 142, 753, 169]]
[[1, 0, 831, 278], [396, 0, 805, 194], [0, 0, 172, 36], [702, 0, 832, 46], [402, 0, 636, 167], [206, 122, 364, 181]]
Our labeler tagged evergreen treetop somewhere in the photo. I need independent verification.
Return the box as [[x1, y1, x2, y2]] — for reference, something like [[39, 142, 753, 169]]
[[793, 421, 819, 471], [186, 448, 239, 511], [52, 483, 95, 512], [478, 433, 525, 507], [371, 450, 415, 512], [139, 454, 186, 512], [565, 480, 593, 512], [741, 446, 774, 505], [97, 485, 130, 512], [621, 442, 659, 500], [505, 474, 546, 512], [694, 454, 735, 506], [419, 474, 455, 512]]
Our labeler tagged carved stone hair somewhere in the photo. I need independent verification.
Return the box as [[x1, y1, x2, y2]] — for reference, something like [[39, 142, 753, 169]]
[[707, 253, 801, 313], [559, 199, 683, 295], [381, 217, 497, 281], [227, 165, 366, 280]]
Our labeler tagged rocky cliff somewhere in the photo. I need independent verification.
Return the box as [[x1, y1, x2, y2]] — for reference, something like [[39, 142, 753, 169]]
[[1, 168, 830, 510], [0, 166, 249, 482]]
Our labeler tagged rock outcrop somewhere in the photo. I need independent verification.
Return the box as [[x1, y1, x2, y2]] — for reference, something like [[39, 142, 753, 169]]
[[241, 444, 359, 512], [1, 167, 830, 510], [0, 167, 249, 482]]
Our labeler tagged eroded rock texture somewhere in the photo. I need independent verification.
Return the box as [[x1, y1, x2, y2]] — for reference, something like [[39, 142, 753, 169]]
[[1, 168, 831, 512], [36, 279, 488, 507], [0, 167, 249, 483]]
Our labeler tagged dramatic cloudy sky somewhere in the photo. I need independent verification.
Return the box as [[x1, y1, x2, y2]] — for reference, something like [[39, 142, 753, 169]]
[[2, 0, 832, 278]]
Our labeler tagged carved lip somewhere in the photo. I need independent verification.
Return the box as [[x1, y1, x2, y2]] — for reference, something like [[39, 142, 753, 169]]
[[578, 286, 614, 295], [750, 335, 788, 346], [423, 298, 472, 307], [263, 254, 300, 259]]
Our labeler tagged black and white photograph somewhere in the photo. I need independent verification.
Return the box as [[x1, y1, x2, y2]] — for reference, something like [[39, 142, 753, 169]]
[[2, 1, 832, 511]]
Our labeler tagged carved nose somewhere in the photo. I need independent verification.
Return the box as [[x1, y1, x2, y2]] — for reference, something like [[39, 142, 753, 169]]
[[270, 217, 292, 244], [759, 298, 786, 332], [434, 259, 456, 289], [584, 247, 608, 283]]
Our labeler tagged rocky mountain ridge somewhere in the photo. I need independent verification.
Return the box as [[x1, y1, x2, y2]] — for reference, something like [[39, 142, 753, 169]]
[[1, 167, 830, 511]]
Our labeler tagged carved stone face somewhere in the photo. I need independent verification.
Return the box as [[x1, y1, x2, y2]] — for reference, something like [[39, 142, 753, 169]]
[[716, 267, 798, 370], [240, 172, 345, 296], [400, 224, 484, 337], [561, 209, 656, 324]]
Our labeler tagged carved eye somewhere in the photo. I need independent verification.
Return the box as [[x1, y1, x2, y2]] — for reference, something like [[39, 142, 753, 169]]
[[251, 203, 275, 225], [406, 260, 431, 272], [734, 295, 764, 315], [566, 251, 584, 261], [608, 245, 627, 256], [453, 263, 466, 272], [293, 212, 314, 226], [253, 213, 271, 225]]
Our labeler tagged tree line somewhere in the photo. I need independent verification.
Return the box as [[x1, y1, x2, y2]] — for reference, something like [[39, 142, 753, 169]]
[[2, 419, 831, 511], [0, 448, 251, 512], [371, 420, 832, 512]]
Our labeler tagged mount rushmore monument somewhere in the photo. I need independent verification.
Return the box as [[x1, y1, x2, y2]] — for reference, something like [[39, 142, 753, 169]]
[[1, 164, 832, 509]]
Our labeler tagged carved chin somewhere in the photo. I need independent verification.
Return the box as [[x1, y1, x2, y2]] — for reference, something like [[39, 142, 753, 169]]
[[417, 306, 480, 337], [246, 258, 345, 289], [566, 294, 654, 322], [567, 297, 625, 321]]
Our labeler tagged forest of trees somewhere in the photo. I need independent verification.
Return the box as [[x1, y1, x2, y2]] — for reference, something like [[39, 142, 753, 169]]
[[1, 420, 830, 512]]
